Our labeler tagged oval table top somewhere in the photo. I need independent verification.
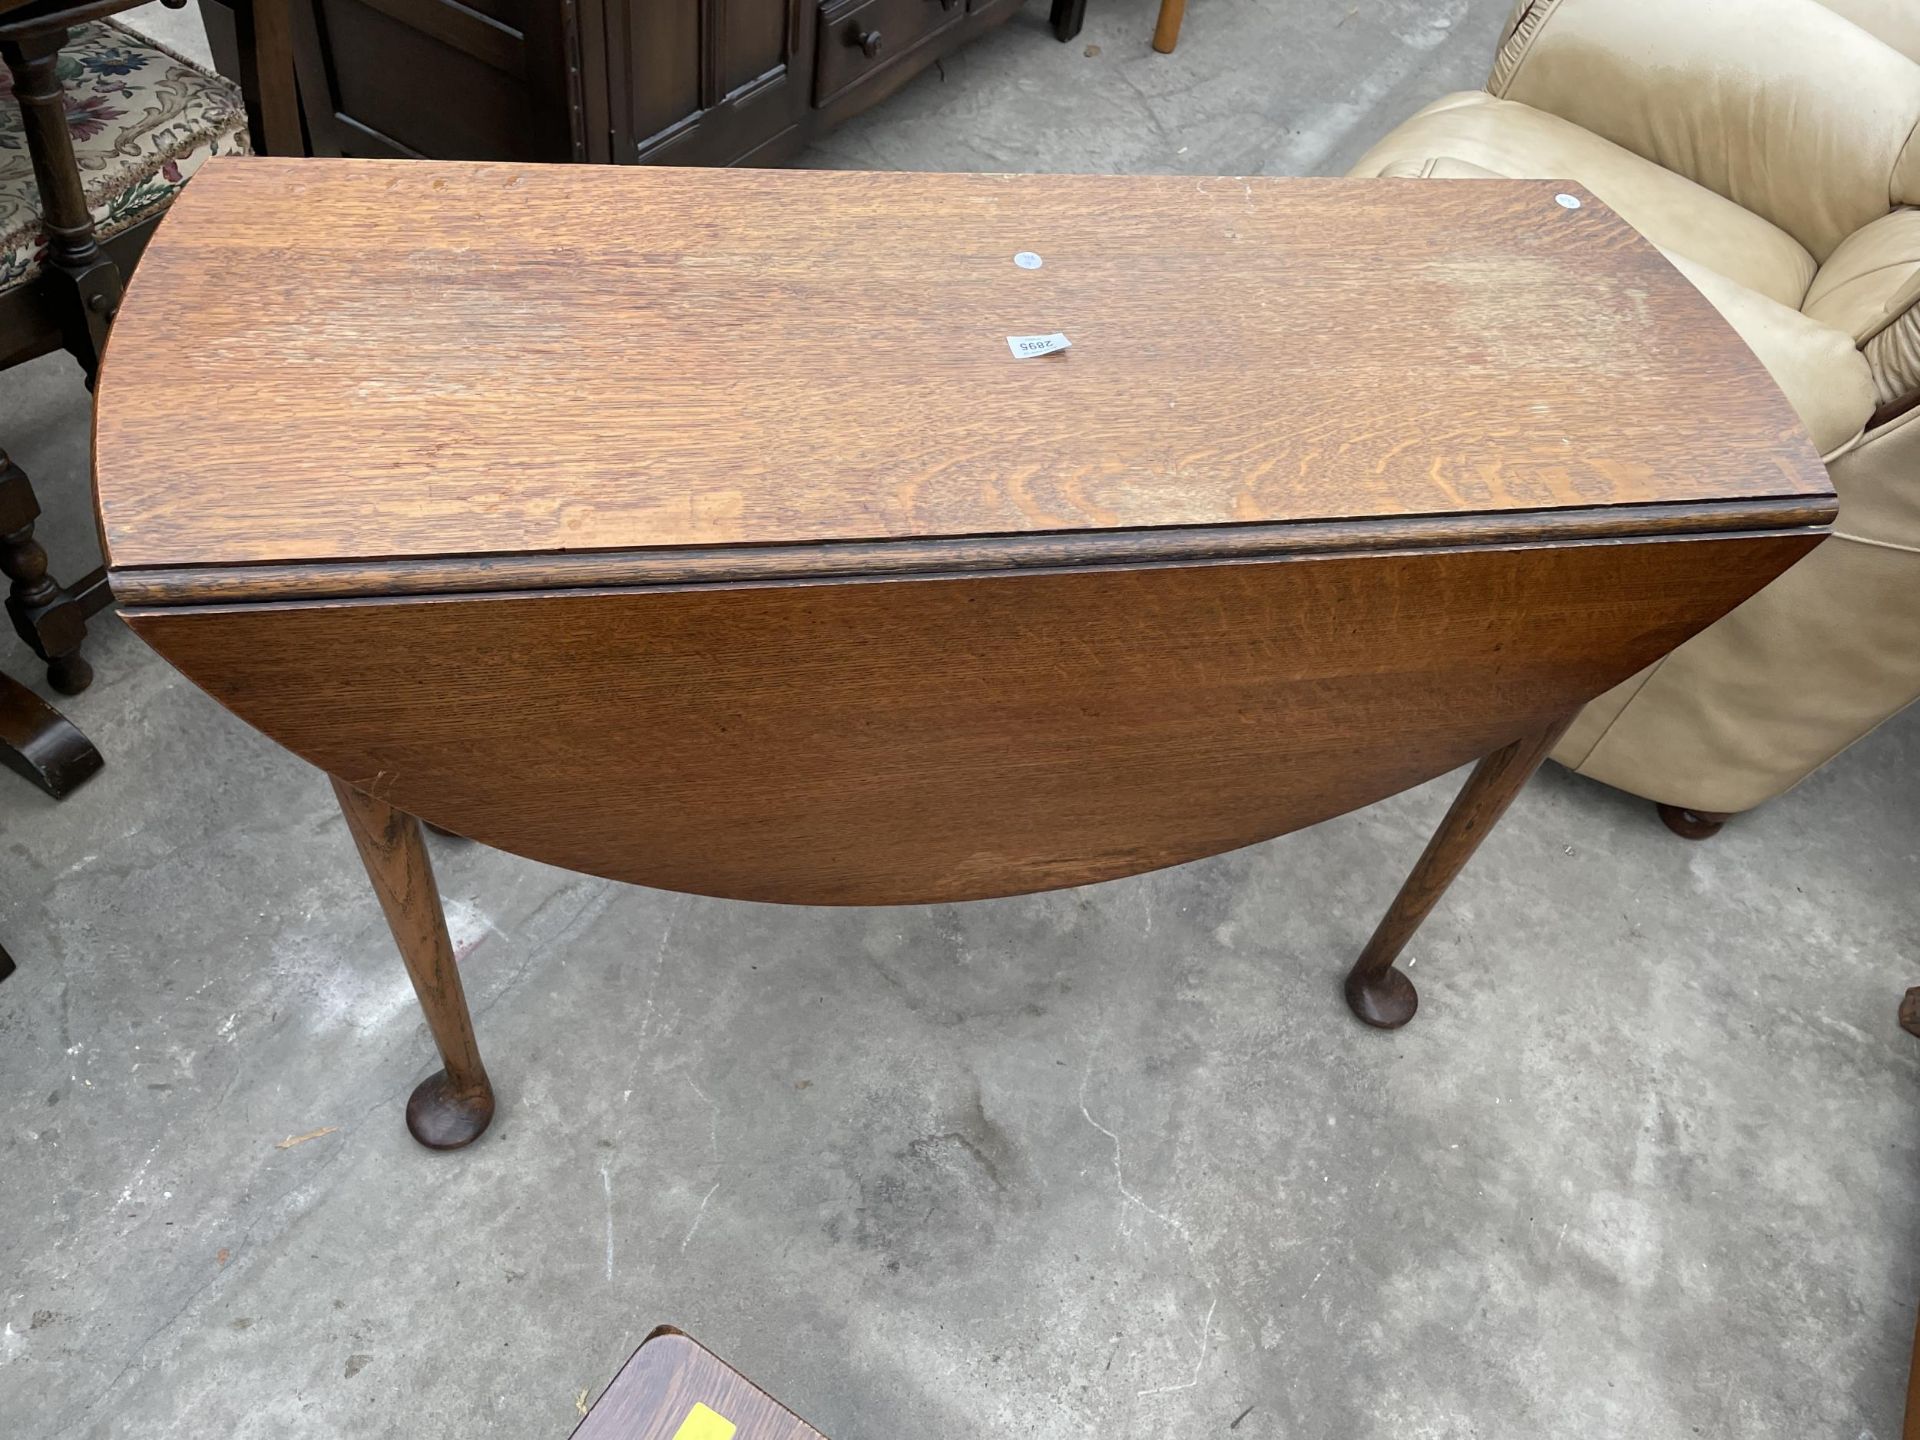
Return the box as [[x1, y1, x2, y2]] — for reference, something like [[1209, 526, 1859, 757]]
[[93, 158, 1830, 603]]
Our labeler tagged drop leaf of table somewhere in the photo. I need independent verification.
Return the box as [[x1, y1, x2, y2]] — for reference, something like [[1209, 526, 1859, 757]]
[[93, 159, 1831, 1148]]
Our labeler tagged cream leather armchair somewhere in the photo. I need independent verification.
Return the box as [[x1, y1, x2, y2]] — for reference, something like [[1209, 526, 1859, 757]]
[[1350, 0, 1920, 836]]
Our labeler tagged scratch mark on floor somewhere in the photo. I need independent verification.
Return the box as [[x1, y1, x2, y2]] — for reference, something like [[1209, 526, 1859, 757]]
[[685, 1075, 719, 1160], [1137, 1292, 1218, 1398], [1079, 1047, 1221, 1401], [682, 1181, 721, 1252], [600, 1163, 615, 1283], [638, 898, 686, 1046], [1078, 1056, 1193, 1245]]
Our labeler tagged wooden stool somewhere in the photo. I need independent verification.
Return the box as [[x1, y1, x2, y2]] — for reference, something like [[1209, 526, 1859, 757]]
[[572, 1331, 826, 1440]]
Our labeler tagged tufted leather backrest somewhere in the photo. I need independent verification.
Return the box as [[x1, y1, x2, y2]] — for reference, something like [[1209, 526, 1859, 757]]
[[1490, 0, 1920, 264], [1815, 0, 1920, 65], [1804, 211, 1920, 413]]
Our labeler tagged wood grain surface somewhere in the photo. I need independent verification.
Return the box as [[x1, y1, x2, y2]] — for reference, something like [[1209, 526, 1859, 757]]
[[93, 160, 1830, 573], [572, 1330, 826, 1440], [124, 531, 1815, 905]]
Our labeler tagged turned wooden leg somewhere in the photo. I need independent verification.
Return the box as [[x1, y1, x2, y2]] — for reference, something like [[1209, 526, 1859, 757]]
[[1657, 803, 1731, 841], [1050, 0, 1088, 42], [1152, 0, 1187, 53], [331, 778, 495, 1149], [0, 447, 92, 695], [1345, 716, 1575, 1029]]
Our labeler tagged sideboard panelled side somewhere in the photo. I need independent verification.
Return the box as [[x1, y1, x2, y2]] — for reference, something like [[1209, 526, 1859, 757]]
[[285, 0, 1027, 167]]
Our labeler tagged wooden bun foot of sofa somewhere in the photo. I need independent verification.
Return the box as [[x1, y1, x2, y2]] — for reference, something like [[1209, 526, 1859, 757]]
[[1658, 804, 1732, 840], [1899, 988, 1920, 1039]]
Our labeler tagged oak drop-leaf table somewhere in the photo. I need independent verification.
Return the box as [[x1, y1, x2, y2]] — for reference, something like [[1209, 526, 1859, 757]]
[[93, 159, 1831, 1149]]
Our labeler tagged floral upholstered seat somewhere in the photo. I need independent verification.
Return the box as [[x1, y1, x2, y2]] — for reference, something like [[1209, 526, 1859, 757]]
[[0, 20, 247, 294]]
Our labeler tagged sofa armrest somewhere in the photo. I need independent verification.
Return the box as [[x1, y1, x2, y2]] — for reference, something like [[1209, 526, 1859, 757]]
[[1491, 0, 1920, 262], [1663, 252, 1876, 458], [1554, 401, 1920, 814]]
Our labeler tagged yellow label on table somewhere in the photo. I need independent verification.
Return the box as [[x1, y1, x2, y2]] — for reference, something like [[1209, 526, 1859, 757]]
[[672, 1402, 736, 1440]]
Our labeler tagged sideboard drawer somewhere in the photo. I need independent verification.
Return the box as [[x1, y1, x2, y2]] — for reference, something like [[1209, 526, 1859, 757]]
[[814, 0, 966, 105]]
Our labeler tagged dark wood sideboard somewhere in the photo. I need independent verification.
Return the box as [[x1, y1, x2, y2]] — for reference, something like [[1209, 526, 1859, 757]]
[[261, 0, 1051, 168]]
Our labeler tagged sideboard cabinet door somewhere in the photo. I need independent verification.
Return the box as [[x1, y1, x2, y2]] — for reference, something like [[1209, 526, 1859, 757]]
[[289, 0, 586, 161], [613, 0, 809, 166]]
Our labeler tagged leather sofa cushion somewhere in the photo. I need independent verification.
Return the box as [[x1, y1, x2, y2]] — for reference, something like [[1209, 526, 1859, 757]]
[[1805, 209, 1920, 411], [1348, 93, 1816, 306], [1491, 0, 1920, 262]]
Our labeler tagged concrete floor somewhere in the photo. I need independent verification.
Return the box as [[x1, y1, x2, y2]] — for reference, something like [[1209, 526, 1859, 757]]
[[5, 1, 1919, 1436]]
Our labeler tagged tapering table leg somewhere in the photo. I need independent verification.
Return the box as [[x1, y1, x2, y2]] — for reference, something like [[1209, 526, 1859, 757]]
[[1152, 0, 1187, 53], [1345, 716, 1575, 1029], [331, 778, 494, 1149]]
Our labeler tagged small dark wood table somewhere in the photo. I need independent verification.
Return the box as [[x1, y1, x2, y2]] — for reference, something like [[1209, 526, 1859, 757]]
[[573, 1331, 826, 1440], [94, 159, 1830, 1149]]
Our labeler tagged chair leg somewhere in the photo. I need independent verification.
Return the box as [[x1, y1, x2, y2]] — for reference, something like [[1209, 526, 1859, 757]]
[[1050, 0, 1088, 42], [0, 447, 91, 696], [0, 664, 102, 797], [1153, 0, 1187, 52], [1, 31, 124, 375]]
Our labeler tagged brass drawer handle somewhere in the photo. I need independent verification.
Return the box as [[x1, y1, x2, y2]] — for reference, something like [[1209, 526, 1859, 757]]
[[848, 25, 883, 57]]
